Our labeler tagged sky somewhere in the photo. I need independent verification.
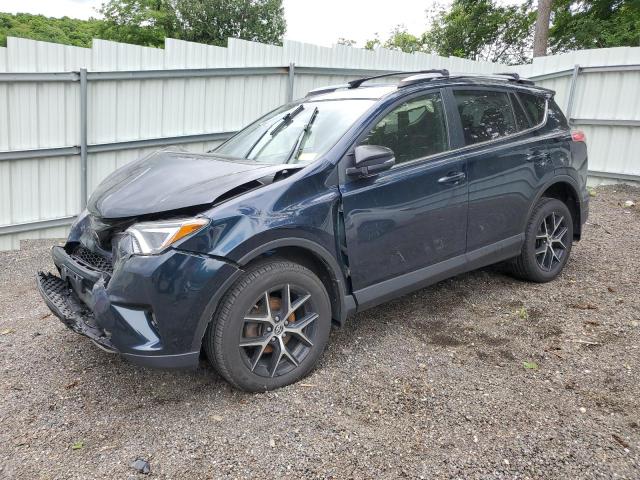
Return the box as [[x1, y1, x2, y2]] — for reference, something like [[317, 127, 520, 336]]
[[0, 0, 437, 47], [283, 0, 434, 47]]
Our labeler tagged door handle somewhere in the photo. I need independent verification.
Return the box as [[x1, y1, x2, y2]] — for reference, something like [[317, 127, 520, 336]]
[[438, 171, 466, 184]]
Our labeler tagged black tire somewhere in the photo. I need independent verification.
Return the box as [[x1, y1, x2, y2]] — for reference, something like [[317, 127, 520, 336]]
[[510, 197, 574, 283], [204, 259, 331, 392]]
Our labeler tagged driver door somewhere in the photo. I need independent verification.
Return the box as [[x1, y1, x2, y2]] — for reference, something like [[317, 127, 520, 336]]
[[339, 90, 468, 308]]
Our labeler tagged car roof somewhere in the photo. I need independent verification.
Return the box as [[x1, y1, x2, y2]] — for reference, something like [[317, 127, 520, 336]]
[[305, 73, 554, 102]]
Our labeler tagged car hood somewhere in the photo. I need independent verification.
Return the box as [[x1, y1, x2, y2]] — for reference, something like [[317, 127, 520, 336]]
[[87, 149, 295, 218]]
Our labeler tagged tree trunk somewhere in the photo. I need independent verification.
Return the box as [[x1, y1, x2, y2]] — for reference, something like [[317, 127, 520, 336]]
[[533, 0, 552, 57]]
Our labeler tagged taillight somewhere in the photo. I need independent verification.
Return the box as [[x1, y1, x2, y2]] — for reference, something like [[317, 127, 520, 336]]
[[571, 129, 586, 142]]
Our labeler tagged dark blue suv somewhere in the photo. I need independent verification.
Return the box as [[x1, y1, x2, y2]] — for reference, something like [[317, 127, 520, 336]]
[[37, 70, 589, 391]]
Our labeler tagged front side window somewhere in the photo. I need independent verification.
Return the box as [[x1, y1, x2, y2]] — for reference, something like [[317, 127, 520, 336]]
[[215, 99, 375, 165], [454, 90, 518, 145], [359, 92, 449, 164]]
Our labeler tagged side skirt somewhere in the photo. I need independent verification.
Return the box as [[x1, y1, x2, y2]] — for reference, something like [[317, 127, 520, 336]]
[[353, 234, 524, 311]]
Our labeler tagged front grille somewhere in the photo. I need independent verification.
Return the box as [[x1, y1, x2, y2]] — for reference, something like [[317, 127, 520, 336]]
[[70, 245, 114, 274]]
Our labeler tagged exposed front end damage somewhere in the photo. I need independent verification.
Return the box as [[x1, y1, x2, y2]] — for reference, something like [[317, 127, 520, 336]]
[[37, 271, 115, 352], [34, 134, 343, 370], [34, 149, 314, 367], [37, 212, 241, 368]]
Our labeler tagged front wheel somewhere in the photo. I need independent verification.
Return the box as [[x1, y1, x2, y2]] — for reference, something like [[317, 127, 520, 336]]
[[510, 197, 574, 283], [204, 259, 331, 392]]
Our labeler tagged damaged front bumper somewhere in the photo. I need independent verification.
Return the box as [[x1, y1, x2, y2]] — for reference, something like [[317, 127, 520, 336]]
[[37, 245, 240, 368], [37, 271, 116, 352]]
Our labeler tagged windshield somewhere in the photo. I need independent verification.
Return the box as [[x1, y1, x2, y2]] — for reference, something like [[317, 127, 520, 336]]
[[215, 99, 375, 165]]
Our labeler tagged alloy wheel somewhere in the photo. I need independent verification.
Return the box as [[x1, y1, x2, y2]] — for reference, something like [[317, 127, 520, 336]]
[[535, 211, 569, 272], [238, 284, 318, 378]]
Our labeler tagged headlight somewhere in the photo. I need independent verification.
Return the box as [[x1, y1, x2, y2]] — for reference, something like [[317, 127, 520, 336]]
[[125, 217, 209, 255]]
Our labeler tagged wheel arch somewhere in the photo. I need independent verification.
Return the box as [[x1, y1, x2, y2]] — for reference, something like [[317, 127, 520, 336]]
[[191, 238, 354, 353], [528, 176, 583, 240], [237, 238, 355, 327]]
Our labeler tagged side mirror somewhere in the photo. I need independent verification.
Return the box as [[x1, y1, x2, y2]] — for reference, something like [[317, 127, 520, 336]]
[[346, 145, 395, 178]]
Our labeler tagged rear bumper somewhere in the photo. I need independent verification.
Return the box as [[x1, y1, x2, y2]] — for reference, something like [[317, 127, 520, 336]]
[[37, 245, 240, 369]]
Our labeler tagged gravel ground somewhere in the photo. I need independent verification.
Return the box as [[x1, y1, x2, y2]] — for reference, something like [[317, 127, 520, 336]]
[[1, 185, 639, 479]]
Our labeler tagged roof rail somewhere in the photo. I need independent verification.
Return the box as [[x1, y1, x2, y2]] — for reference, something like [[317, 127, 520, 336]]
[[305, 70, 534, 97], [347, 69, 449, 89], [429, 72, 535, 86], [496, 72, 520, 80], [398, 71, 455, 88], [494, 72, 534, 85], [305, 83, 350, 97]]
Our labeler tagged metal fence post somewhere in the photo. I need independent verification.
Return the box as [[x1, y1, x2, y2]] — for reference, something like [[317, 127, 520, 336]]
[[565, 64, 580, 123], [79, 68, 88, 209], [287, 62, 295, 102]]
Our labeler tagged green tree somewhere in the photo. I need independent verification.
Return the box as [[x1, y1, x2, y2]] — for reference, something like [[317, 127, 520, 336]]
[[364, 26, 425, 53], [97, 0, 286, 47], [98, 0, 178, 47], [1, 1, 286, 50], [550, 0, 640, 52], [175, 0, 286, 46], [0, 13, 103, 48], [364, 34, 381, 50], [383, 26, 424, 53], [423, 0, 536, 64]]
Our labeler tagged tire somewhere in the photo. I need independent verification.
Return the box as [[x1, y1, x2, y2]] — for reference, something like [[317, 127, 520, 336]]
[[510, 197, 574, 283], [204, 259, 331, 392]]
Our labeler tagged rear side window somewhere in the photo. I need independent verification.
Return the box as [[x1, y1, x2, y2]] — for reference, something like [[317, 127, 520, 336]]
[[359, 92, 449, 164], [453, 90, 518, 145], [546, 99, 569, 129], [519, 92, 546, 125]]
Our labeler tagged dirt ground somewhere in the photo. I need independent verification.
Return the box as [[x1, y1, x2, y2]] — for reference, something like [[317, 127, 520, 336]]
[[0, 185, 639, 479]]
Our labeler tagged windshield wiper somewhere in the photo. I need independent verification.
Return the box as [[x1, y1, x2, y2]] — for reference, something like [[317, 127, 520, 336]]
[[285, 106, 319, 164], [270, 104, 305, 137], [245, 105, 305, 158]]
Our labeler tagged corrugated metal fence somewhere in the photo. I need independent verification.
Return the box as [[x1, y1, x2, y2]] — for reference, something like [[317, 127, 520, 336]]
[[515, 47, 640, 185], [0, 36, 638, 249]]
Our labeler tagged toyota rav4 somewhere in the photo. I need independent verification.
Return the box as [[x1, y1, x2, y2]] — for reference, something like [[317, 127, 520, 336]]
[[37, 70, 589, 391]]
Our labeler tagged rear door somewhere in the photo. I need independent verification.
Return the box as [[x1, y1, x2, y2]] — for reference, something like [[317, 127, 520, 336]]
[[447, 87, 556, 252], [339, 89, 468, 296]]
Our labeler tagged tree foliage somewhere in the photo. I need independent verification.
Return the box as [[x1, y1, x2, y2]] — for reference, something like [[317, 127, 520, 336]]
[[98, 0, 178, 47], [0, 13, 102, 47], [175, 0, 285, 46], [98, 0, 286, 47], [363, 35, 381, 51], [424, 0, 536, 64], [1, 0, 286, 49], [2, 0, 638, 60], [363, 0, 639, 64], [550, 0, 640, 52], [383, 26, 424, 53], [363, 26, 424, 53], [362, 1, 535, 63]]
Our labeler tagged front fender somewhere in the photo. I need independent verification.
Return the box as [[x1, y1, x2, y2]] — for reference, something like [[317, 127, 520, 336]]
[[178, 168, 355, 328]]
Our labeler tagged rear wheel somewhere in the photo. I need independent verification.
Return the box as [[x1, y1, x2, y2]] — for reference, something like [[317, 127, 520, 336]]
[[204, 259, 331, 392], [510, 197, 573, 283]]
